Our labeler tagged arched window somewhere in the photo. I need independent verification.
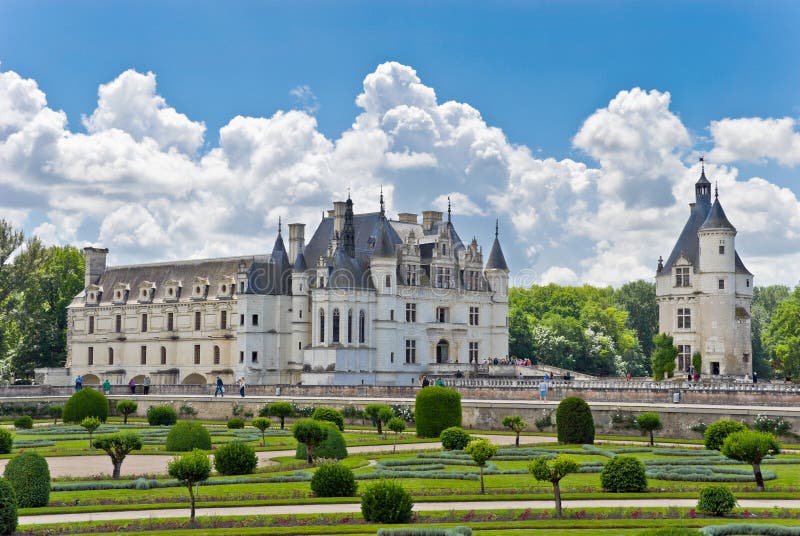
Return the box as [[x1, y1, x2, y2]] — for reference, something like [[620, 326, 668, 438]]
[[358, 310, 366, 344], [160, 346, 167, 365], [213, 345, 220, 365], [319, 309, 325, 343], [332, 308, 340, 343], [385, 274, 391, 288], [347, 309, 353, 344]]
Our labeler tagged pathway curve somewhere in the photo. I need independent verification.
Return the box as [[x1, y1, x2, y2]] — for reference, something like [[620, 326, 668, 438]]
[[18, 498, 800, 526]]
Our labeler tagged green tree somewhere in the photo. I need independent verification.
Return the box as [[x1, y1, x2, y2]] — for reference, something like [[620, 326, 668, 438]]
[[614, 280, 658, 359], [508, 307, 535, 359], [752, 285, 791, 379], [387, 417, 406, 453], [293, 418, 325, 464], [501, 415, 528, 448], [116, 400, 138, 424], [763, 286, 800, 381], [167, 449, 211, 522], [635, 413, 663, 446], [0, 219, 24, 380], [529, 454, 580, 517], [464, 438, 497, 494], [651, 333, 678, 380], [80, 416, 102, 448], [265, 402, 294, 429], [92, 432, 143, 479], [363, 403, 392, 436], [721, 430, 780, 491], [251, 417, 272, 446], [692, 352, 703, 374]]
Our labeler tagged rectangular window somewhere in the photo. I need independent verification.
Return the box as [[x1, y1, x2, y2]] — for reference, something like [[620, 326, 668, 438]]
[[677, 308, 691, 329], [405, 303, 417, 322], [434, 267, 452, 288], [140, 345, 146, 365], [252, 314, 259, 326], [436, 307, 449, 323], [88, 346, 94, 366], [88, 316, 94, 334], [240, 314, 244, 326], [251, 351, 258, 363], [746, 278, 750, 288], [405, 265, 417, 286], [675, 267, 690, 287], [220, 310, 227, 329], [194, 345, 200, 365], [390, 352, 394, 363], [677, 344, 691, 371], [115, 314, 122, 333], [141, 313, 148, 333], [239, 281, 245, 293], [108, 347, 113, 365], [213, 346, 220, 365], [194, 311, 201, 330], [239, 351, 244, 363], [469, 341, 479, 363], [719, 241, 725, 255], [405, 339, 416, 364], [390, 309, 395, 321], [160, 346, 167, 365], [167, 312, 174, 331], [469, 306, 479, 326], [718, 279, 725, 290]]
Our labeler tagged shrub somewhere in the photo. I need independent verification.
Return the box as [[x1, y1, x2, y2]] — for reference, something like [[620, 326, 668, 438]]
[[168, 449, 211, 522], [600, 455, 647, 492], [81, 416, 102, 448], [555, 397, 595, 445], [214, 441, 257, 475], [265, 402, 294, 429], [179, 402, 198, 417], [0, 477, 17, 536], [147, 404, 178, 426], [295, 422, 347, 462], [415, 387, 462, 438], [440, 427, 472, 450], [529, 454, 580, 517], [92, 432, 143, 479], [636, 413, 663, 446], [227, 417, 245, 429], [0, 430, 11, 455], [700, 524, 800, 535], [312, 407, 345, 431], [251, 417, 272, 446], [116, 400, 138, 424], [697, 485, 737, 516], [3, 452, 50, 507], [63, 388, 109, 423], [310, 462, 357, 497], [13, 415, 33, 430], [464, 438, 497, 494], [377, 528, 471, 536], [502, 415, 528, 447], [388, 417, 406, 453], [361, 479, 413, 523], [753, 414, 793, 437], [704, 419, 747, 451], [46, 404, 63, 424], [721, 430, 781, 491], [166, 421, 212, 452], [364, 403, 393, 436]]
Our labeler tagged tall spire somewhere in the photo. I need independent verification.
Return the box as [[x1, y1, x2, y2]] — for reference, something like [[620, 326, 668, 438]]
[[379, 186, 385, 218], [695, 156, 711, 206], [447, 195, 452, 223], [495, 218, 499, 238], [343, 191, 355, 257], [278, 216, 282, 235], [485, 218, 509, 271], [715, 181, 719, 199]]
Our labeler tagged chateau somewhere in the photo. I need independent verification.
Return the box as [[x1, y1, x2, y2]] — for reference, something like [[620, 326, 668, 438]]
[[656, 161, 753, 377], [63, 195, 510, 387]]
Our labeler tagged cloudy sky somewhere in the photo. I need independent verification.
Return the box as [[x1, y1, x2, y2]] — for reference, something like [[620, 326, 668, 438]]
[[1, 1, 799, 287]]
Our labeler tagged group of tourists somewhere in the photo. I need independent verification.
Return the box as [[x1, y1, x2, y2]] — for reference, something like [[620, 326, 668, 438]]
[[213, 376, 246, 398], [419, 375, 445, 388], [127, 376, 151, 395]]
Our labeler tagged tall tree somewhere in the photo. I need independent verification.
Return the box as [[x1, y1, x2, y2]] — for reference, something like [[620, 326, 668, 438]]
[[651, 333, 678, 380], [763, 286, 800, 381], [614, 280, 658, 358], [751, 285, 791, 379]]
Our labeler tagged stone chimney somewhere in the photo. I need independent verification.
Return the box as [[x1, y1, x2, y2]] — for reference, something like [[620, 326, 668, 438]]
[[288, 223, 305, 264], [422, 210, 443, 231], [398, 212, 418, 224], [83, 247, 109, 288], [333, 201, 347, 237]]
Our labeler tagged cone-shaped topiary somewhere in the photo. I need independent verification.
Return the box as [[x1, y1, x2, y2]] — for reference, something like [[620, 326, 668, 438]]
[[3, 452, 51, 507], [63, 388, 109, 423], [555, 397, 595, 445], [166, 421, 212, 452], [415, 386, 462, 438], [0, 477, 17, 536]]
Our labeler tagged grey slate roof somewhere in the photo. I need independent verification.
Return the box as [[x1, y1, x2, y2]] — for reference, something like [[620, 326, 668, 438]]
[[700, 197, 736, 232], [303, 212, 403, 267], [485, 237, 509, 271], [372, 218, 397, 258]]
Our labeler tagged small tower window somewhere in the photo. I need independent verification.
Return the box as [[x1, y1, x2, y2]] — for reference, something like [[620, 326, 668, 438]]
[[347, 309, 353, 343], [677, 308, 691, 329], [358, 310, 366, 344], [675, 267, 690, 287], [718, 279, 725, 290], [385, 275, 391, 288], [746, 278, 750, 288], [319, 309, 325, 343], [332, 308, 340, 343], [719, 240, 725, 255]]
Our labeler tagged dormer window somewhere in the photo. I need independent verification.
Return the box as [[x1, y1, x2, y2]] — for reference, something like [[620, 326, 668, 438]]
[[191, 277, 209, 300], [217, 277, 235, 299], [112, 283, 130, 304], [164, 279, 182, 302], [85, 285, 102, 306], [675, 267, 690, 287], [138, 281, 155, 303]]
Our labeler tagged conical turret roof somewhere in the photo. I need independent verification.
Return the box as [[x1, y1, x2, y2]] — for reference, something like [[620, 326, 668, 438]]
[[485, 220, 509, 271], [700, 195, 736, 232]]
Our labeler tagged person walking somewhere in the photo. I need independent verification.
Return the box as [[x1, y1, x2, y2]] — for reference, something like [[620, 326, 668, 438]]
[[75, 375, 83, 392], [128, 377, 136, 395], [421, 375, 430, 388], [214, 376, 224, 397], [538, 378, 548, 401], [143, 375, 151, 395], [102, 379, 111, 395], [238, 377, 246, 398]]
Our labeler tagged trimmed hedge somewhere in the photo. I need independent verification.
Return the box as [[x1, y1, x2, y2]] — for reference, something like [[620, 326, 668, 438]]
[[415, 387, 462, 438], [700, 525, 800, 535], [310, 462, 357, 497], [296, 423, 348, 461], [165, 421, 212, 452], [556, 397, 595, 445], [147, 405, 178, 426], [3, 452, 50, 508], [63, 389, 109, 423], [377, 528, 471, 536], [0, 429, 11, 454], [440, 427, 472, 450], [361, 479, 414, 523], [13, 416, 33, 429], [0, 477, 17, 536], [600, 455, 647, 492], [227, 417, 245, 429], [697, 485, 737, 516], [704, 419, 747, 451], [312, 407, 345, 431], [213, 441, 257, 475]]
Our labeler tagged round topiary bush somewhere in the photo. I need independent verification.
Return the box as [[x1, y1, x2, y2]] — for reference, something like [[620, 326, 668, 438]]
[[295, 423, 348, 461], [166, 421, 212, 452], [227, 417, 245, 429], [361, 479, 413, 523], [415, 386, 462, 438], [0, 477, 17, 536], [13, 416, 33, 430], [704, 419, 748, 451], [147, 404, 178, 426], [213, 441, 257, 475], [63, 388, 109, 423], [555, 396, 595, 445], [312, 407, 345, 431], [0, 430, 12, 455], [600, 455, 647, 492], [3, 452, 51, 507], [440, 426, 472, 450], [697, 485, 737, 516], [310, 462, 357, 497]]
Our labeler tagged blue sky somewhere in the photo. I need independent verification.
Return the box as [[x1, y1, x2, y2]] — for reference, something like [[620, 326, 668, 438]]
[[1, 1, 799, 285]]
